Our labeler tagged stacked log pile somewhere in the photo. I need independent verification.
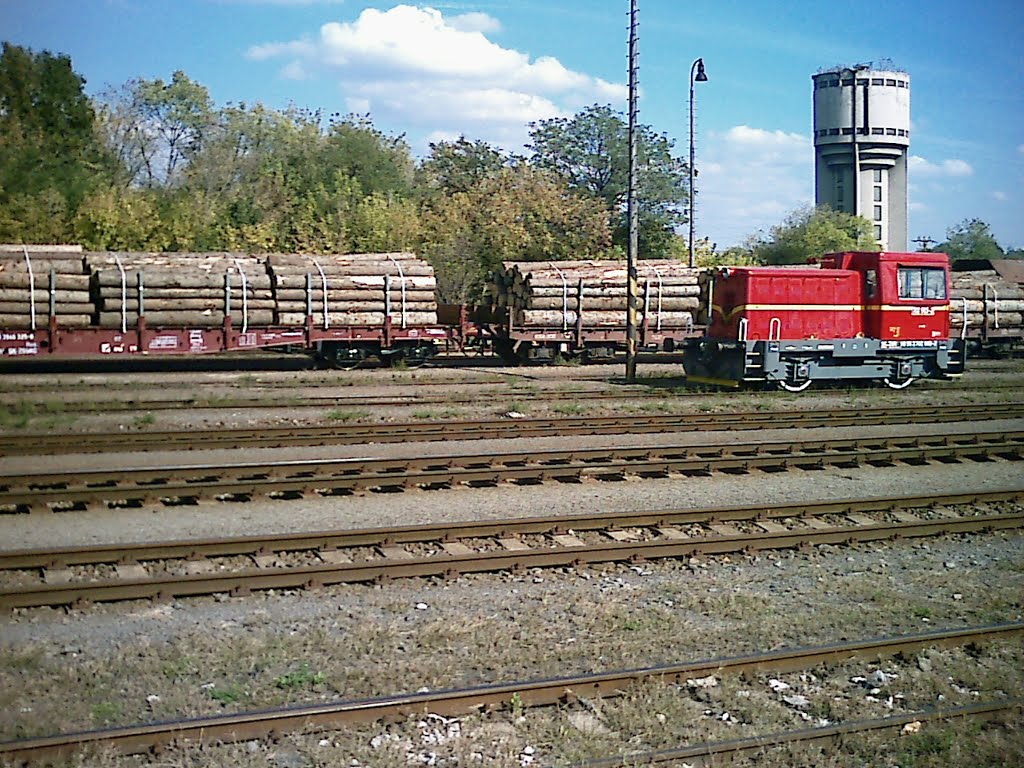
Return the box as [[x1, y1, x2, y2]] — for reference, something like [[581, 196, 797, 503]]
[[267, 252, 438, 326], [0, 245, 92, 328], [490, 260, 700, 328], [86, 252, 274, 328], [949, 267, 1024, 334]]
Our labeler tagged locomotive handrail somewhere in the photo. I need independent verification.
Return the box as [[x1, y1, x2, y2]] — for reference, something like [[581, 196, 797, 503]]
[[769, 317, 782, 341], [992, 286, 1000, 329], [738, 317, 748, 341], [960, 297, 968, 340]]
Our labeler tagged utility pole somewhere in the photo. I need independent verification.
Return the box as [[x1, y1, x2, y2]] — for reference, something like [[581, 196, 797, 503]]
[[912, 235, 936, 252], [625, 0, 639, 381]]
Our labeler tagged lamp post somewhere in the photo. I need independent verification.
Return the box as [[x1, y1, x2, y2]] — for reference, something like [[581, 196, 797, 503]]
[[688, 58, 708, 268]]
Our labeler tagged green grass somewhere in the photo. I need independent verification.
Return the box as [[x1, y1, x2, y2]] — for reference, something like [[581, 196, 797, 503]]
[[411, 408, 463, 420], [273, 663, 325, 690], [551, 403, 587, 416], [325, 409, 370, 422], [0, 400, 79, 430], [90, 702, 122, 725], [206, 686, 244, 705], [133, 413, 156, 427]]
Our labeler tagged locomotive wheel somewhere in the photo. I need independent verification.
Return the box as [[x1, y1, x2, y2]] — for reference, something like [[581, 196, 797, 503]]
[[777, 378, 812, 393], [883, 376, 915, 390]]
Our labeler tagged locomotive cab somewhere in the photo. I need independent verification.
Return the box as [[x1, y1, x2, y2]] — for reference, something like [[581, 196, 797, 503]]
[[684, 251, 966, 391]]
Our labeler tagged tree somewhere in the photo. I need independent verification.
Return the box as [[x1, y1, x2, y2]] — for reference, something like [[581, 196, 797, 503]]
[[527, 104, 688, 258], [416, 137, 506, 195], [0, 42, 107, 240], [741, 205, 878, 265], [938, 219, 1005, 263], [419, 163, 613, 303], [97, 71, 214, 188]]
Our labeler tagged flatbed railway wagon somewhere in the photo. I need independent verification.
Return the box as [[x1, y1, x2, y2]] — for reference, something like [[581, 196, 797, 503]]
[[950, 258, 1024, 357], [0, 248, 457, 367], [683, 251, 967, 391]]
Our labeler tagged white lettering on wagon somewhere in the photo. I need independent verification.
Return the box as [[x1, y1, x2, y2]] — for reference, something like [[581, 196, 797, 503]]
[[148, 336, 180, 350], [880, 340, 940, 349]]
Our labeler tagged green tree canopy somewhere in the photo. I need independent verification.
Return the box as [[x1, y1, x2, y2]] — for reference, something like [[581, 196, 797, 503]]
[[527, 104, 688, 258], [739, 205, 878, 265], [0, 42, 107, 241], [937, 218, 1006, 263], [416, 137, 506, 195], [419, 161, 613, 303]]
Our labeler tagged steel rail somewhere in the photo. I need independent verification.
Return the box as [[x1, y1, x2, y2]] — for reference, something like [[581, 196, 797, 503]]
[[573, 700, 1024, 767], [3, 489, 1018, 571], [2, 431, 1022, 512], [3, 502, 1021, 609], [1, 623, 1019, 763], [3, 402, 1023, 456], [2, 380, 1019, 415]]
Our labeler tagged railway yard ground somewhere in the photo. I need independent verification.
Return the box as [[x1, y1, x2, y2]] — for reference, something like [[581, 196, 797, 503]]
[[0, 356, 1022, 767]]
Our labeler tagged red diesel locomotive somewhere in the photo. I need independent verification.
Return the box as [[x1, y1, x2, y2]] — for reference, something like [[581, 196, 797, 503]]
[[682, 251, 967, 391]]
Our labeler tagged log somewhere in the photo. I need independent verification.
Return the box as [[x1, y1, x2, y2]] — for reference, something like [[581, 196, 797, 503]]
[[0, 244, 82, 254], [270, 264, 435, 278], [273, 288, 437, 302], [0, 288, 91, 302], [96, 310, 274, 327], [0, 314, 92, 327], [272, 274, 436, 291], [0, 258, 86, 273], [0, 273, 90, 290], [94, 271, 272, 289], [0, 301, 95, 314], [527, 296, 699, 311], [100, 298, 276, 311], [277, 311, 438, 326], [266, 251, 422, 266], [276, 301, 436, 313], [528, 284, 701, 298], [519, 309, 694, 327], [956, 299, 1024, 313]]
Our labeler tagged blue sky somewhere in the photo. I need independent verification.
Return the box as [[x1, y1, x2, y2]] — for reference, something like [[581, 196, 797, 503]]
[[4, 0, 1023, 250]]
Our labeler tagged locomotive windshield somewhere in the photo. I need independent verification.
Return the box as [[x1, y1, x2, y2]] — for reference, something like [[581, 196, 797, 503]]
[[898, 266, 947, 300]]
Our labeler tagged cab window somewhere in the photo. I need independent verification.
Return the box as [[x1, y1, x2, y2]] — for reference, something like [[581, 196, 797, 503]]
[[864, 269, 877, 298], [898, 267, 947, 300]]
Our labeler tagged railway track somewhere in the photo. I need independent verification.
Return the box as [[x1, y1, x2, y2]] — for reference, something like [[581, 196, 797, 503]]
[[2, 380, 1021, 415], [2, 491, 1020, 609], [1, 623, 1019, 763], [2, 430, 1023, 513], [4, 401, 1024, 455]]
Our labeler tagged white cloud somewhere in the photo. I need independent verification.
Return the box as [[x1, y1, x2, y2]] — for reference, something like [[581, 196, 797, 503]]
[[246, 4, 625, 151], [909, 156, 973, 177], [697, 125, 812, 247], [1018, 144, 1024, 155], [449, 12, 501, 34], [992, 190, 1008, 202]]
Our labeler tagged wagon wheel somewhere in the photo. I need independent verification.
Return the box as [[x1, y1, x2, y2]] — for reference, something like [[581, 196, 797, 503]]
[[330, 346, 367, 371], [393, 344, 435, 369]]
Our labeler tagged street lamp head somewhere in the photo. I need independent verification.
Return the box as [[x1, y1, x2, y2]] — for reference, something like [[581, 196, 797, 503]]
[[695, 58, 708, 82]]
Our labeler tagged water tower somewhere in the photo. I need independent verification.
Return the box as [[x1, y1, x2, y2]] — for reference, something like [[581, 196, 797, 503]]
[[812, 65, 909, 250]]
